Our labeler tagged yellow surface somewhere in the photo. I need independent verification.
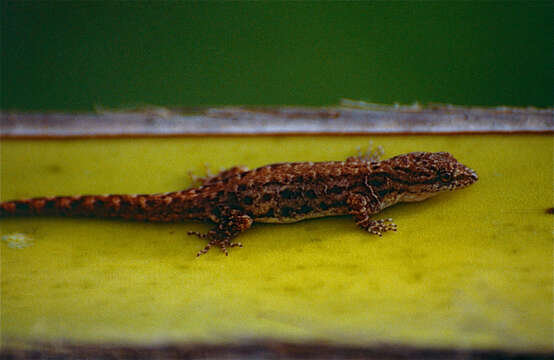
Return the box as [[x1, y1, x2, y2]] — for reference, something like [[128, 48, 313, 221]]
[[1, 136, 552, 351]]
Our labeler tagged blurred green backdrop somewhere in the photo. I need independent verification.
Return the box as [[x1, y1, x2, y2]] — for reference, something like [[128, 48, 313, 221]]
[[1, 1, 552, 111]]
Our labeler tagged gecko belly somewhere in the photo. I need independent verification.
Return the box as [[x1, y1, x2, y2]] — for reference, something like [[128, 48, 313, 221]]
[[254, 208, 349, 224]]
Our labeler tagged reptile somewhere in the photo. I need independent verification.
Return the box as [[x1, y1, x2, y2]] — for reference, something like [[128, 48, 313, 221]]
[[0, 148, 478, 256]]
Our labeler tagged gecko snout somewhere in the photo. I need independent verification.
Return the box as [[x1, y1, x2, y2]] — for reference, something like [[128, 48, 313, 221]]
[[453, 163, 478, 189]]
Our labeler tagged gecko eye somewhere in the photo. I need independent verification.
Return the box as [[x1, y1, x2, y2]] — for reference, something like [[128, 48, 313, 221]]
[[439, 172, 452, 183]]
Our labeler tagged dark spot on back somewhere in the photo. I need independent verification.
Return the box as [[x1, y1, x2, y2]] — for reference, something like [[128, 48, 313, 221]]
[[238, 184, 247, 191], [119, 197, 132, 209], [329, 186, 343, 194], [262, 193, 272, 201], [227, 192, 238, 203], [281, 207, 293, 217], [367, 175, 385, 187], [305, 190, 317, 199], [280, 189, 299, 199], [319, 202, 329, 210], [188, 206, 204, 214], [280, 189, 292, 199], [264, 208, 274, 218], [243, 196, 253, 205], [299, 205, 312, 214], [15, 202, 30, 211], [330, 201, 346, 208], [377, 189, 390, 197], [44, 201, 56, 211], [72, 199, 83, 210]]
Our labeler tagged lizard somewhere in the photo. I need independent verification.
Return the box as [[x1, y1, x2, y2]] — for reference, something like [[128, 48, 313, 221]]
[[0, 148, 478, 256]]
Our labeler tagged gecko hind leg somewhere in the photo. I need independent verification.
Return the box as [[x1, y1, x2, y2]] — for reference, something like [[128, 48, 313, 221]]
[[187, 211, 253, 256]]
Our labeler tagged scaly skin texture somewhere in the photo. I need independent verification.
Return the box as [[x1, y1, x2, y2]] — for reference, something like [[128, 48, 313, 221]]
[[0, 150, 478, 256]]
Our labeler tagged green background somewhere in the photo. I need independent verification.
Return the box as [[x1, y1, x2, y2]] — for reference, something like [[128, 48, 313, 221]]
[[1, 1, 552, 110]]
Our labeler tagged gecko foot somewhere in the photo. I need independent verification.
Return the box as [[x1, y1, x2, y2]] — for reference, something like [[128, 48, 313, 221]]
[[190, 235, 243, 257], [187, 211, 252, 257], [356, 218, 397, 236]]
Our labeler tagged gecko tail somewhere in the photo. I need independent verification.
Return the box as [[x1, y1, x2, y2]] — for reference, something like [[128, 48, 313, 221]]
[[1, 195, 118, 218], [0, 191, 202, 222]]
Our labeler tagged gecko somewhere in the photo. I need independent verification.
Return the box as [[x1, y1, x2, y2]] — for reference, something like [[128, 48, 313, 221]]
[[0, 148, 478, 256]]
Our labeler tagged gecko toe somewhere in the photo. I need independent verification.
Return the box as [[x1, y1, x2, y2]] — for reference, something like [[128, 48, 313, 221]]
[[197, 246, 210, 257], [195, 238, 220, 257], [188, 231, 208, 239], [363, 217, 397, 237]]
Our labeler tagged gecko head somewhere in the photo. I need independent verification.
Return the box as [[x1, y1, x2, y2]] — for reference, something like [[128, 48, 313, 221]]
[[387, 152, 478, 202]]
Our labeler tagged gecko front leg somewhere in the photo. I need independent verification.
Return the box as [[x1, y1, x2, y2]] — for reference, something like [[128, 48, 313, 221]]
[[347, 193, 397, 236], [188, 208, 253, 256]]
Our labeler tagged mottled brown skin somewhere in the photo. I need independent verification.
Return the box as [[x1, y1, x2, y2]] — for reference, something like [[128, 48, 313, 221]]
[[0, 151, 478, 256]]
